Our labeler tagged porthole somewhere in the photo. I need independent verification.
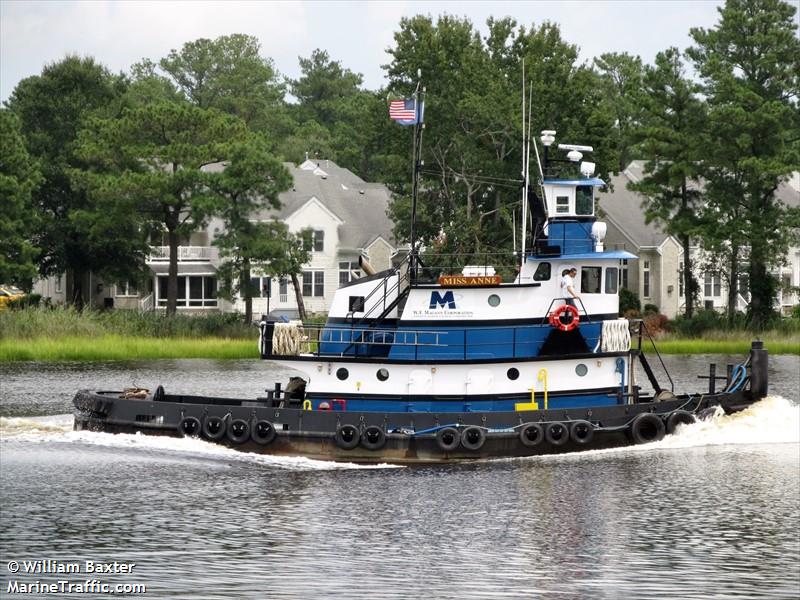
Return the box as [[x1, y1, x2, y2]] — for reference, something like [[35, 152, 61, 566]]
[[575, 364, 588, 377], [507, 368, 520, 381], [376, 368, 389, 382], [488, 294, 501, 307], [336, 368, 349, 381]]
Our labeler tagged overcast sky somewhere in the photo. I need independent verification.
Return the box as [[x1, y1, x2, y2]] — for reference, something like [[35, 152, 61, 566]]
[[0, 0, 725, 102]]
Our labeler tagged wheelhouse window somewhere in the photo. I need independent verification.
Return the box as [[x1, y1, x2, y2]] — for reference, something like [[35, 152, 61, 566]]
[[605, 268, 618, 294], [575, 186, 593, 215], [157, 275, 217, 307], [581, 267, 602, 294], [555, 196, 570, 214], [532, 262, 551, 281], [302, 271, 324, 297]]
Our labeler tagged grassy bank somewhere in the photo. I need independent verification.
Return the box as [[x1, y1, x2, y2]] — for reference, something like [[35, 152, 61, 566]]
[[0, 335, 259, 362], [645, 336, 799, 356]]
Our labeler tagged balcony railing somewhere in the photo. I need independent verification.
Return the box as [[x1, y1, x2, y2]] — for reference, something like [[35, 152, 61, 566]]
[[148, 246, 218, 262]]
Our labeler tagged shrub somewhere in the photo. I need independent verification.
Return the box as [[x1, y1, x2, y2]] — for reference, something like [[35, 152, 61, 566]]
[[670, 309, 726, 337], [619, 288, 640, 316], [643, 303, 660, 315]]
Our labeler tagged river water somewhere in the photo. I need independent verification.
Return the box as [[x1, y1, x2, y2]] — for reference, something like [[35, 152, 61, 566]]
[[1, 355, 798, 599]]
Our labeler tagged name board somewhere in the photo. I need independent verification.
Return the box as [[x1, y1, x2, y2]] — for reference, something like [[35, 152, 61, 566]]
[[437, 275, 502, 287]]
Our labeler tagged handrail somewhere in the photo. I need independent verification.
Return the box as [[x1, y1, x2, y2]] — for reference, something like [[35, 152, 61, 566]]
[[632, 319, 674, 392], [543, 297, 592, 323]]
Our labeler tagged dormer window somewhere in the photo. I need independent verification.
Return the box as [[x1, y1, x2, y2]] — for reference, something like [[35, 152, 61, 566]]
[[313, 230, 324, 252], [555, 196, 570, 214]]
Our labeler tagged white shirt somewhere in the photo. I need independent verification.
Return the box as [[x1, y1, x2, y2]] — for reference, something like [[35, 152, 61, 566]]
[[561, 274, 575, 299]]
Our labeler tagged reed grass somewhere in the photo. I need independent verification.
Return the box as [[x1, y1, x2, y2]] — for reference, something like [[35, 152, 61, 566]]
[[644, 337, 799, 356], [0, 336, 259, 362]]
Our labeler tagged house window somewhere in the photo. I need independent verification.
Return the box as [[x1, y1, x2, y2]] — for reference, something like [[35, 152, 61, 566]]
[[313, 230, 324, 252], [679, 262, 684, 297], [575, 186, 593, 215], [279, 278, 288, 302], [249, 276, 271, 298], [533, 262, 551, 281], [605, 268, 618, 294], [302, 271, 324, 297], [704, 272, 721, 297], [555, 196, 570, 214], [115, 280, 138, 297], [55, 275, 63, 294], [643, 260, 651, 298], [580, 267, 602, 294], [338, 261, 362, 286], [157, 275, 217, 307]]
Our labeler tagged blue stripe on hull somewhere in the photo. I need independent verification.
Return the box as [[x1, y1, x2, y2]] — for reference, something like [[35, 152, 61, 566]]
[[319, 322, 602, 360], [308, 392, 620, 413]]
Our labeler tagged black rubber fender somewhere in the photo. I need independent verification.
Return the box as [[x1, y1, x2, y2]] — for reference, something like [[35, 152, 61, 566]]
[[335, 424, 360, 450], [460, 426, 486, 451], [226, 419, 250, 444], [251, 420, 277, 445], [569, 420, 594, 445], [178, 416, 201, 437], [629, 413, 666, 444], [545, 422, 569, 446], [519, 423, 544, 447], [360, 425, 386, 451], [202, 415, 226, 441], [435, 427, 461, 452], [666, 410, 696, 434]]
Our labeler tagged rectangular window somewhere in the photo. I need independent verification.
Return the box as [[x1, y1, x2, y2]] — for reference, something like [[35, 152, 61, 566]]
[[55, 275, 63, 294], [605, 268, 618, 294], [704, 272, 721, 297], [580, 267, 602, 294], [314, 271, 324, 297], [157, 275, 217, 307], [338, 261, 362, 286], [643, 260, 651, 298], [279, 278, 288, 296], [249, 277, 271, 298], [348, 296, 365, 312], [533, 262, 551, 281], [302, 272, 313, 297], [679, 262, 684, 297], [115, 281, 138, 297], [620, 259, 629, 289], [555, 196, 570, 214], [575, 186, 593, 215], [313, 230, 324, 252], [302, 271, 324, 297]]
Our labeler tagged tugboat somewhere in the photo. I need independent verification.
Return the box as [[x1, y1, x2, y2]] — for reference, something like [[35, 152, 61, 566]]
[[73, 89, 769, 463]]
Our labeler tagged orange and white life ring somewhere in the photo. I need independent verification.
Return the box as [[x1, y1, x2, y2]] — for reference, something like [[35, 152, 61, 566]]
[[548, 305, 580, 332]]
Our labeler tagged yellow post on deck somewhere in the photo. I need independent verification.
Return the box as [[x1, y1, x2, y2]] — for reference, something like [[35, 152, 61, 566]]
[[538, 368, 549, 410], [515, 376, 539, 412]]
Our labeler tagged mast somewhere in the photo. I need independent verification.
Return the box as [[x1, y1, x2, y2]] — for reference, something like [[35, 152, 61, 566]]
[[520, 62, 528, 270]]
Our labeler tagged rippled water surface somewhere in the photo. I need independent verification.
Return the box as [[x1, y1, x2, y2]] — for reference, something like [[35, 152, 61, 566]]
[[1, 356, 799, 599]]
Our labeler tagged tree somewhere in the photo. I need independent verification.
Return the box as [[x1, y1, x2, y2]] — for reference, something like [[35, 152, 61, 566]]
[[261, 225, 313, 322], [6, 55, 137, 307], [629, 48, 706, 318], [0, 109, 41, 287], [291, 49, 363, 127], [208, 135, 292, 323], [77, 101, 248, 314], [687, 0, 800, 329]]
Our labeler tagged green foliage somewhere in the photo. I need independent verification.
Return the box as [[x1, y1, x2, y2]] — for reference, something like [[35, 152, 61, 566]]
[[619, 288, 641, 315], [687, 0, 800, 330], [643, 303, 660, 315], [0, 109, 41, 287]]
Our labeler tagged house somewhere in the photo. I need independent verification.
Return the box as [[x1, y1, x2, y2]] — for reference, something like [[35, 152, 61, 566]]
[[33, 159, 397, 317], [597, 162, 800, 317]]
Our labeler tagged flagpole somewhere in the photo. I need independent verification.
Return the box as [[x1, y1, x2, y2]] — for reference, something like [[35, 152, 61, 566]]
[[409, 77, 424, 283]]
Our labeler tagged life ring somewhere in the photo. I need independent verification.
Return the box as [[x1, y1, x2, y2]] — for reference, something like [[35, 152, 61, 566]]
[[548, 305, 580, 332], [519, 423, 544, 447], [628, 413, 665, 444], [460, 426, 486, 451], [360, 426, 386, 451], [226, 419, 250, 444], [545, 422, 569, 446], [178, 416, 201, 437], [335, 424, 360, 450], [569, 420, 594, 445], [436, 427, 461, 452], [202, 415, 226, 440], [665, 410, 696, 434], [251, 419, 277, 445]]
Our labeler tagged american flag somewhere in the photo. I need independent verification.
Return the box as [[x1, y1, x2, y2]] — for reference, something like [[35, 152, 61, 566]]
[[389, 98, 418, 124]]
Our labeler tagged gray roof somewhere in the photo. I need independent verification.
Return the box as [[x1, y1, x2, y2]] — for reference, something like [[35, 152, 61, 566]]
[[253, 159, 395, 250], [597, 163, 671, 248]]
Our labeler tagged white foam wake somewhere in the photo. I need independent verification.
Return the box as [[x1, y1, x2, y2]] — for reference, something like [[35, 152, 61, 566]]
[[0, 414, 399, 471]]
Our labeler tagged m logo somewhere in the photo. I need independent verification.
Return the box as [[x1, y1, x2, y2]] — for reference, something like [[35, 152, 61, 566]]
[[429, 290, 456, 309]]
